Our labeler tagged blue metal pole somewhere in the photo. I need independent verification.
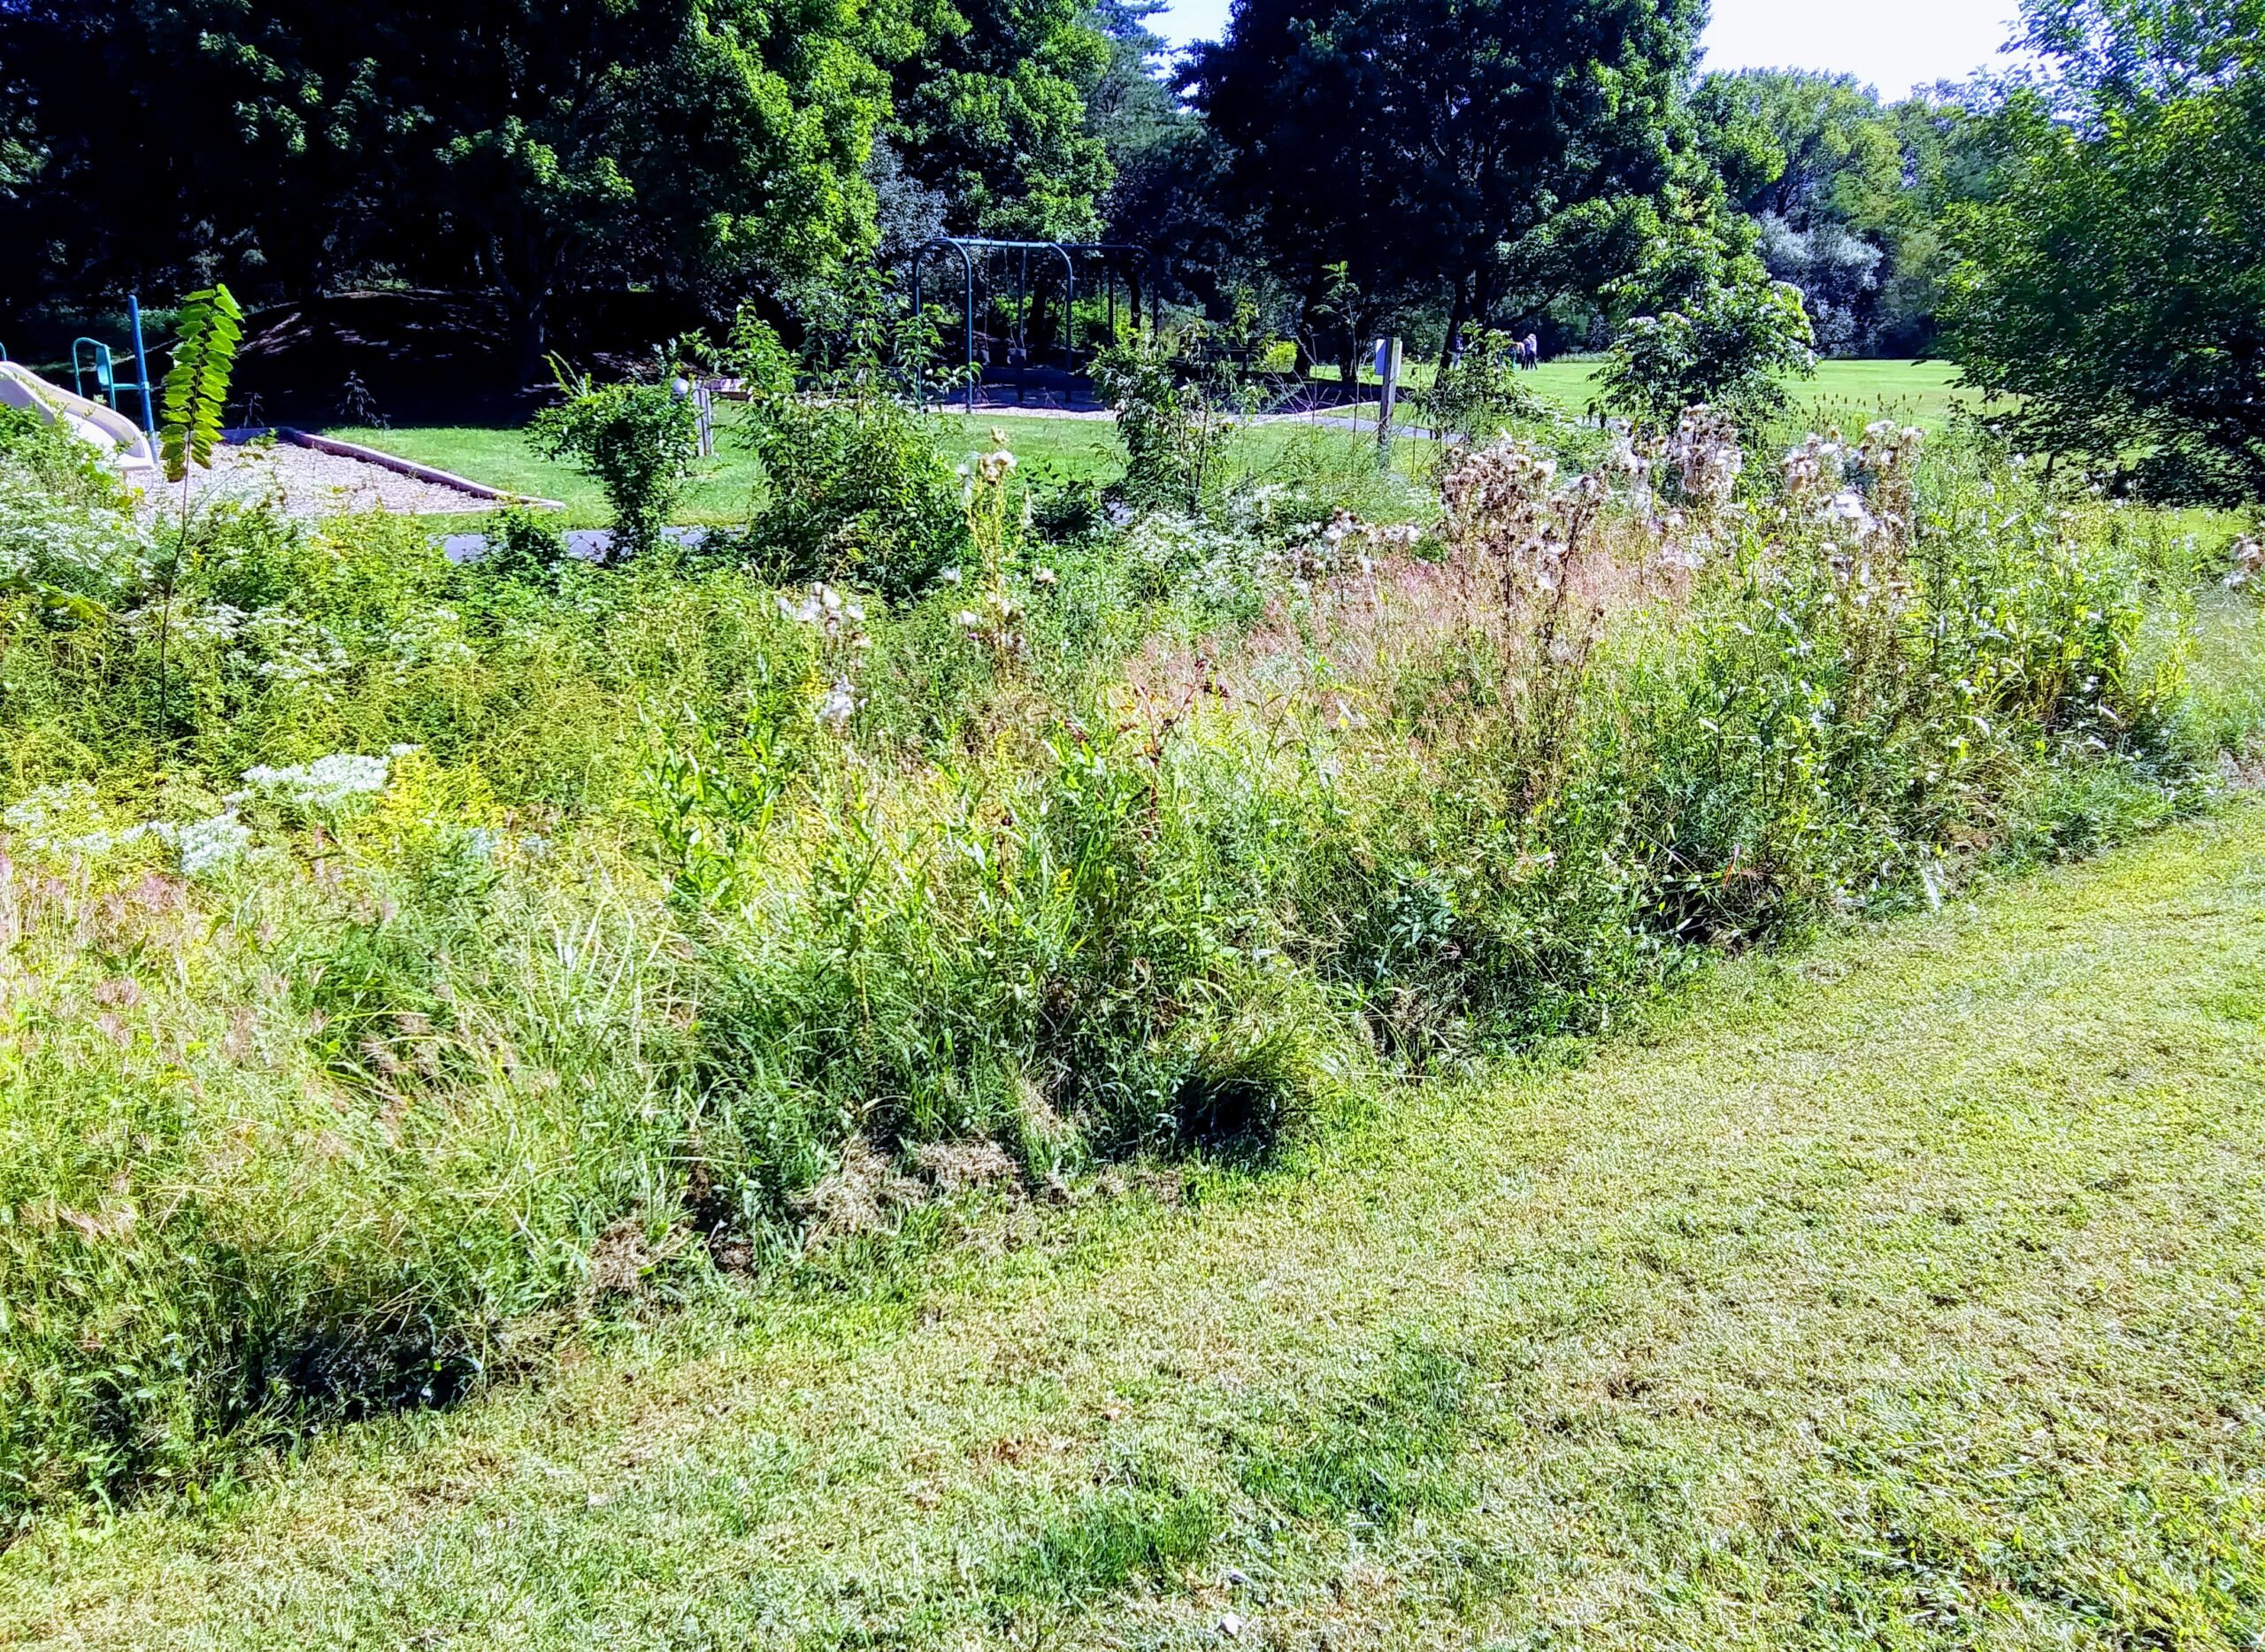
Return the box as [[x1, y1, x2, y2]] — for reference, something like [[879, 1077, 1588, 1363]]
[[127, 294, 157, 441]]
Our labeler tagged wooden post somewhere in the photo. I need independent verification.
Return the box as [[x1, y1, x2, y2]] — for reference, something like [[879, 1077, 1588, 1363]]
[[1374, 334, 1401, 465]]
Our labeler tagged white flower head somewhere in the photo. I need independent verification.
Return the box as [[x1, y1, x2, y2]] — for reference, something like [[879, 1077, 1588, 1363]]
[[814, 679, 858, 734], [241, 752, 393, 811], [172, 811, 253, 878]]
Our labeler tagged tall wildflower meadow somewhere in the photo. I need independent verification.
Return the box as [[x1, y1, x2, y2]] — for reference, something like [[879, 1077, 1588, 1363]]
[[0, 398, 2241, 1518]]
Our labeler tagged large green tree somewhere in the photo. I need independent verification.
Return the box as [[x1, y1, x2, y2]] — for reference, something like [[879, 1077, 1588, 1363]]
[[1691, 69, 2000, 356], [1187, 0, 1707, 369], [0, 0, 889, 374], [881, 0, 1114, 238], [1086, 0, 1268, 327], [1943, 0, 2265, 499], [1693, 71, 1902, 229]]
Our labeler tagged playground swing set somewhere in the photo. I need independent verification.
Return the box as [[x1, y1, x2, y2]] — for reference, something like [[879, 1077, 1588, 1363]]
[[904, 238, 1156, 413]]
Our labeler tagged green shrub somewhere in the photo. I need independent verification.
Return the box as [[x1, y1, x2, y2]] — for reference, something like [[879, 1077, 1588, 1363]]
[[0, 409, 151, 613], [1093, 334, 1246, 514], [474, 503, 573, 589], [532, 372, 699, 561], [1599, 276, 1815, 432], [738, 390, 967, 601], [1417, 328, 1547, 448]]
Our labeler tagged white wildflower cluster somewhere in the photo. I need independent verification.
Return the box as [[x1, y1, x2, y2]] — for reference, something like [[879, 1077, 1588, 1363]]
[[1601, 427, 1653, 491], [160, 811, 253, 877], [779, 582, 871, 735], [1226, 481, 1292, 538], [132, 603, 356, 696], [1779, 421, 1926, 611], [779, 580, 867, 642], [0, 493, 155, 607], [380, 607, 477, 677], [2, 782, 112, 854], [965, 445, 1017, 492], [1785, 421, 1920, 519], [123, 598, 356, 702], [1228, 473, 1427, 545], [1780, 430, 1848, 512], [233, 608, 350, 690], [1600, 413, 1741, 575], [165, 602, 250, 646], [1850, 419, 1924, 533], [1324, 510, 1424, 555], [2227, 534, 2263, 590], [810, 680, 858, 734], [1440, 437, 1603, 598], [1124, 512, 1265, 611], [2, 780, 251, 878], [240, 748, 408, 811], [1662, 406, 1745, 513], [1263, 509, 1422, 596]]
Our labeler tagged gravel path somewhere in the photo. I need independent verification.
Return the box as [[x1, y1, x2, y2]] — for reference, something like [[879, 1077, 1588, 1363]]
[[134, 440, 498, 519]]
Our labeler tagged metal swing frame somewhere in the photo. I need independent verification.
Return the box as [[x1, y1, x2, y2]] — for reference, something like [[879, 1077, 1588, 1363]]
[[904, 237, 1156, 412]]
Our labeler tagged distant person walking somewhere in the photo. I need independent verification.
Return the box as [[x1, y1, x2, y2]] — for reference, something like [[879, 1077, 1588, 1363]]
[[1521, 333, 1540, 371]]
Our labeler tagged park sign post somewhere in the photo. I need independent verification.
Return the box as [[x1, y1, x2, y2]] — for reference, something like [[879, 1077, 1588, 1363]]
[[1374, 335, 1402, 465]]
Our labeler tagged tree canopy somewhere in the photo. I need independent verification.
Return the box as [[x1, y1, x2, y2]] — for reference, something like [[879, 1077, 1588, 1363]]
[[0, 0, 1120, 368], [1943, 0, 2265, 499], [1, 0, 2250, 505], [881, 0, 1114, 240], [1186, 0, 1708, 366], [0, 0, 893, 369], [1687, 69, 2000, 355]]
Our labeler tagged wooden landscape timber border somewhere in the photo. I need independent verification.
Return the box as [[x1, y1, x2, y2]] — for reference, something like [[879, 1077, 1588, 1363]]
[[266, 426, 564, 510]]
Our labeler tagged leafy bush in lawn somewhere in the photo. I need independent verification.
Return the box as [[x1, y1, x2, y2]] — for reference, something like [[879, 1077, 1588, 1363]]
[[532, 372, 700, 561], [737, 388, 969, 601], [1601, 276, 1816, 432]]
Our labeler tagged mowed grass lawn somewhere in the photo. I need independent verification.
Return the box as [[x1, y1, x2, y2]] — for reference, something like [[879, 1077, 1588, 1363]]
[[333, 360, 1975, 525], [1334, 355, 1975, 427], [331, 410, 1405, 526], [9, 801, 2263, 1649]]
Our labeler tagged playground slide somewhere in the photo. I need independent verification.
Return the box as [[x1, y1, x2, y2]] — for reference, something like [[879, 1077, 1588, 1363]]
[[0, 360, 160, 479]]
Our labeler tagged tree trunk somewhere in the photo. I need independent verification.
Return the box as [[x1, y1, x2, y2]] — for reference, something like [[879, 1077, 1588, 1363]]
[[1440, 276, 1472, 374], [507, 293, 550, 394], [490, 222, 564, 395], [1294, 273, 1325, 380]]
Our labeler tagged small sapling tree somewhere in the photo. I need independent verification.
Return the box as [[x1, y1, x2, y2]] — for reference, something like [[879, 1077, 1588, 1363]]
[[533, 365, 701, 563], [154, 282, 243, 763], [1094, 332, 1249, 513], [1419, 328, 1547, 450]]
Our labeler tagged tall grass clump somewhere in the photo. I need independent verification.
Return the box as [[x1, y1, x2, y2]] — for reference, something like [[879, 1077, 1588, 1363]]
[[0, 390, 2245, 1523]]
